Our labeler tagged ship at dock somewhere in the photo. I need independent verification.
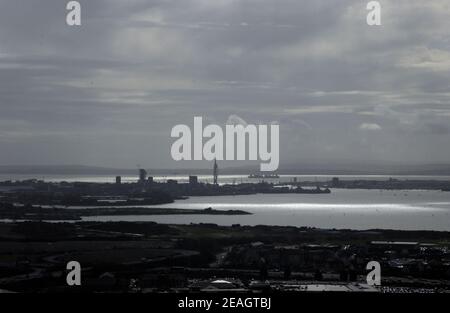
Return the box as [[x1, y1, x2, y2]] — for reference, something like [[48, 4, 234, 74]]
[[261, 184, 331, 194], [295, 186, 331, 194], [248, 173, 280, 179]]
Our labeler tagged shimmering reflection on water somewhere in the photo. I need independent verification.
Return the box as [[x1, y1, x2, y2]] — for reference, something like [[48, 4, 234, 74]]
[[83, 189, 450, 231]]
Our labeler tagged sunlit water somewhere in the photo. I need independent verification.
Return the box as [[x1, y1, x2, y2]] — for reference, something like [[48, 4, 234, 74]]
[[2, 174, 450, 230], [82, 189, 450, 231]]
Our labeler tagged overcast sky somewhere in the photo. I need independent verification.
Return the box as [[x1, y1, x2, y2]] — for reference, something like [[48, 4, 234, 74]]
[[0, 0, 450, 169]]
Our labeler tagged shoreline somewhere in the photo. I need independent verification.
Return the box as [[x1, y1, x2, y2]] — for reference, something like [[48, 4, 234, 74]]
[[0, 206, 252, 221]]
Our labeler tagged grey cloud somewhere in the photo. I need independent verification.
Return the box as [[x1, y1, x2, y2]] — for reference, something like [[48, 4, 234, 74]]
[[0, 0, 450, 167]]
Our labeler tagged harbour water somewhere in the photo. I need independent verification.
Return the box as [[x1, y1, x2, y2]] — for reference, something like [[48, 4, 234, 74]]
[[82, 189, 450, 231], [2, 174, 450, 230]]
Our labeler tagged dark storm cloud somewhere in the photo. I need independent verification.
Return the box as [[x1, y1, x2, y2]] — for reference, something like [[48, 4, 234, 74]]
[[0, 0, 450, 167]]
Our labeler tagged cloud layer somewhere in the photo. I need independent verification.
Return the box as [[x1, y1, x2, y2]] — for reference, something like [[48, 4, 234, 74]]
[[1, 0, 450, 168]]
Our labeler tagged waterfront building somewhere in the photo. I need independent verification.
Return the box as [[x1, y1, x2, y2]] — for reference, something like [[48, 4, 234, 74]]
[[189, 175, 198, 185]]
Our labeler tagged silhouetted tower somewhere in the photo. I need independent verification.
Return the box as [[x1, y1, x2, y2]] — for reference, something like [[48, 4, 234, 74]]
[[213, 159, 218, 185], [139, 169, 147, 183]]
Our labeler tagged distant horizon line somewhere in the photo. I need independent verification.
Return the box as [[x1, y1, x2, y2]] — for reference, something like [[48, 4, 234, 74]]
[[1, 162, 450, 176], [2, 161, 450, 169]]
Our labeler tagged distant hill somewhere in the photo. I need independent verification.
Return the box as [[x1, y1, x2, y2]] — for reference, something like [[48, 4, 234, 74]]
[[276, 162, 450, 176], [0, 165, 129, 175], [0, 165, 223, 175], [1, 163, 450, 176]]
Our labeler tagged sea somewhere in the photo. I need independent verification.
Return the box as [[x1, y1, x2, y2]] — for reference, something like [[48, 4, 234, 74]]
[[1, 174, 450, 184], [2, 174, 450, 231]]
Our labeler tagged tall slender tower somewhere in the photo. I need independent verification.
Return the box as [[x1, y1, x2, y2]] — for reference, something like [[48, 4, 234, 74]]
[[213, 159, 218, 185]]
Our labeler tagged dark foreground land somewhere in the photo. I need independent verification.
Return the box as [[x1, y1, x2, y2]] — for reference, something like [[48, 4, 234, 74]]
[[1, 221, 450, 293]]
